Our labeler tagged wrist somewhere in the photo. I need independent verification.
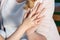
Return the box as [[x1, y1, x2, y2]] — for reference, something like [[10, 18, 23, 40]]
[[26, 31, 35, 36], [19, 24, 28, 32]]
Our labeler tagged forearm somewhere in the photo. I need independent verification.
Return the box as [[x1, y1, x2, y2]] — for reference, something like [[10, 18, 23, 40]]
[[7, 25, 27, 40], [0, 35, 4, 40], [27, 32, 47, 40]]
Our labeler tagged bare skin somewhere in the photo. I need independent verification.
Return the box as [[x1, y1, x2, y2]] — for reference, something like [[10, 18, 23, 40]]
[[17, 0, 47, 40], [26, 2, 47, 40], [26, 32, 47, 40], [0, 35, 4, 40], [0, 0, 46, 40]]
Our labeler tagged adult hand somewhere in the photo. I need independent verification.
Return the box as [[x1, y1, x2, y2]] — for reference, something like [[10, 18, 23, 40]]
[[22, 2, 45, 31], [26, 2, 46, 35]]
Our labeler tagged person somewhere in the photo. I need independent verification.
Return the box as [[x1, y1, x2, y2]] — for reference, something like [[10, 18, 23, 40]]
[[26, 0, 60, 40], [0, 0, 60, 40], [0, 0, 46, 40]]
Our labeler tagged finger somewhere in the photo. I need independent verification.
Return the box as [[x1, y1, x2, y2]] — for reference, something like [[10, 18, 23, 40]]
[[28, 16, 45, 34], [31, 8, 46, 21], [31, 2, 41, 12], [24, 12, 27, 19], [35, 15, 45, 24], [31, 12, 40, 20], [34, 18, 41, 24], [29, 2, 40, 18], [24, 9, 30, 19], [37, 3, 45, 14], [37, 8, 46, 18]]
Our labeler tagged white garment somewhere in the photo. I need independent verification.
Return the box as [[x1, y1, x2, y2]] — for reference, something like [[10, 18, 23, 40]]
[[0, 0, 60, 40], [36, 0, 60, 40], [1, 0, 27, 40]]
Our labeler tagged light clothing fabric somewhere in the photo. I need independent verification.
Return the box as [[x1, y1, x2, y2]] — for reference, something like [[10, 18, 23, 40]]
[[0, 0, 60, 40], [1, 0, 28, 40], [36, 0, 60, 40], [0, 30, 6, 38]]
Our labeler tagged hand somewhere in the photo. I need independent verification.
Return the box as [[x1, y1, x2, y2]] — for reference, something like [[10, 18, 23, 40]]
[[22, 2, 45, 31], [26, 3, 46, 35]]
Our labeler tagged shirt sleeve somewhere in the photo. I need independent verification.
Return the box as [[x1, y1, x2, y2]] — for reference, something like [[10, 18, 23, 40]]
[[0, 30, 6, 38], [36, 0, 60, 40]]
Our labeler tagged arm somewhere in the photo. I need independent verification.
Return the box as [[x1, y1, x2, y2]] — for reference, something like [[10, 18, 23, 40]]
[[5, 3, 42, 40], [26, 0, 59, 40], [7, 25, 28, 40], [26, 0, 48, 39], [27, 32, 46, 40], [0, 35, 4, 40], [26, 24, 47, 40], [36, 0, 60, 40]]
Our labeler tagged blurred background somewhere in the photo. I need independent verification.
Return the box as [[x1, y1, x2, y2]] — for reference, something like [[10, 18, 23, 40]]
[[54, 0, 60, 34]]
